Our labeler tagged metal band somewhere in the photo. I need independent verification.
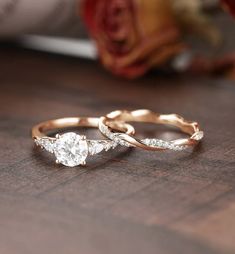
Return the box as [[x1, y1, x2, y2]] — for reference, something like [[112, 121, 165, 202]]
[[99, 109, 204, 151]]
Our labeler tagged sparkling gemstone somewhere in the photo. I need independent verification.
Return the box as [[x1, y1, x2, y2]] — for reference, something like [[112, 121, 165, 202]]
[[88, 140, 118, 155], [112, 133, 132, 147], [193, 131, 204, 141], [88, 141, 105, 155], [54, 132, 88, 167], [141, 138, 187, 151], [35, 138, 54, 153]]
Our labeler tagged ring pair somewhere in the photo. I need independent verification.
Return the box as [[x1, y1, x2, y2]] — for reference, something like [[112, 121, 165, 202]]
[[32, 109, 204, 167]]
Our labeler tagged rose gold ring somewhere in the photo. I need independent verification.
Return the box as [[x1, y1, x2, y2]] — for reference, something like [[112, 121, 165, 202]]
[[32, 117, 135, 167], [99, 109, 204, 151]]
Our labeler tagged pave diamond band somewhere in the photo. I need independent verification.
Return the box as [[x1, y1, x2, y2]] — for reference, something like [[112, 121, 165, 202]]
[[99, 109, 204, 151], [32, 117, 135, 167]]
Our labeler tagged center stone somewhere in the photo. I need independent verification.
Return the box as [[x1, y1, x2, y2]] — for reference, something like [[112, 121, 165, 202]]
[[54, 132, 88, 167]]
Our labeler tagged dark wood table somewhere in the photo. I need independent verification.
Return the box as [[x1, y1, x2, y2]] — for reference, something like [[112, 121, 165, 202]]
[[0, 37, 235, 253]]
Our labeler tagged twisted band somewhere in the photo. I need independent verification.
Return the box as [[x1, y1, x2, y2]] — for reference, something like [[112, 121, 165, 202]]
[[99, 109, 204, 151]]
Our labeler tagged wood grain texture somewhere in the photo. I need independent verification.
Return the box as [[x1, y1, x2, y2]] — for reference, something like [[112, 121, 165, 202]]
[[0, 18, 235, 254]]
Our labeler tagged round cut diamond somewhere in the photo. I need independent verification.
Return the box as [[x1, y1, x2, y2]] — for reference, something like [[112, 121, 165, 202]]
[[54, 132, 88, 167]]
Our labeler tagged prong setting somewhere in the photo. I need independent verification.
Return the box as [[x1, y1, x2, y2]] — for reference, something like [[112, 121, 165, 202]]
[[81, 161, 86, 166], [53, 132, 89, 167], [80, 135, 86, 141], [32, 116, 134, 168], [34, 132, 119, 167]]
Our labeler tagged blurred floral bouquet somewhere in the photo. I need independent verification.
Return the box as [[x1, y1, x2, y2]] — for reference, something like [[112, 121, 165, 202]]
[[82, 0, 235, 79], [0, 0, 234, 80]]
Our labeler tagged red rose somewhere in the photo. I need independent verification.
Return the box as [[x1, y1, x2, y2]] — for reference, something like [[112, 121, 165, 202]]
[[82, 0, 183, 78], [221, 0, 235, 17]]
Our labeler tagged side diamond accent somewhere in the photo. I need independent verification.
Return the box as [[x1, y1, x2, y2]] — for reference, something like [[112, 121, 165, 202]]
[[112, 133, 133, 147], [100, 122, 191, 151], [35, 138, 55, 153], [99, 124, 132, 147], [192, 131, 204, 141], [141, 139, 187, 151], [99, 124, 114, 140], [88, 140, 117, 155]]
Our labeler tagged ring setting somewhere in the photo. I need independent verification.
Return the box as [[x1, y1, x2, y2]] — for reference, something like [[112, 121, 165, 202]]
[[32, 116, 135, 167], [35, 132, 117, 167]]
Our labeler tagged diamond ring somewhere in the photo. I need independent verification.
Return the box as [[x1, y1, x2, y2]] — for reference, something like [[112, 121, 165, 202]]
[[32, 117, 135, 167], [99, 109, 204, 151]]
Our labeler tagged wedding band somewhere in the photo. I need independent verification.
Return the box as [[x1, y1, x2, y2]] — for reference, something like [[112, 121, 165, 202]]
[[99, 109, 204, 151], [32, 117, 135, 167]]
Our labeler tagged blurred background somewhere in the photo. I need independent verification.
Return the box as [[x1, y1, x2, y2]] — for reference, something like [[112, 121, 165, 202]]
[[0, 0, 235, 79], [0, 1, 235, 254]]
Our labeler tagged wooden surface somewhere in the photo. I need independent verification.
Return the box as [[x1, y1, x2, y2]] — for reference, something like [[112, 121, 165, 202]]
[[0, 37, 235, 253]]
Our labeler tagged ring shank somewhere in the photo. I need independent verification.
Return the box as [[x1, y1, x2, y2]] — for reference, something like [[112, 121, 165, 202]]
[[101, 109, 203, 150], [106, 109, 199, 135], [32, 117, 135, 139]]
